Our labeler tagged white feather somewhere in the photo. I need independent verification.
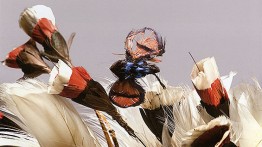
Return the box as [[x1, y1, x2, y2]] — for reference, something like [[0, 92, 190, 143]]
[[191, 57, 220, 90], [221, 71, 237, 92], [140, 75, 184, 110], [236, 94, 262, 147], [0, 127, 40, 147], [19, 5, 56, 36], [48, 60, 72, 94], [229, 80, 262, 146], [0, 79, 101, 147], [118, 107, 162, 147], [70, 102, 109, 146], [72, 100, 161, 147], [0, 66, 260, 146], [162, 119, 177, 147], [172, 88, 206, 146]]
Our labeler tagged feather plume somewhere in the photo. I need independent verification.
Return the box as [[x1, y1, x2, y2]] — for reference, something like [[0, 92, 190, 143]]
[[0, 111, 40, 147], [118, 107, 162, 147], [157, 71, 261, 146], [19, 5, 55, 36], [191, 57, 230, 117], [19, 5, 70, 64], [0, 107, 40, 146], [137, 72, 236, 146], [48, 60, 72, 94], [0, 126, 40, 147], [0, 79, 101, 147], [2, 44, 24, 68], [191, 57, 220, 90], [48, 60, 88, 99], [2, 39, 51, 78], [171, 87, 207, 146], [170, 71, 237, 146], [229, 80, 262, 146]]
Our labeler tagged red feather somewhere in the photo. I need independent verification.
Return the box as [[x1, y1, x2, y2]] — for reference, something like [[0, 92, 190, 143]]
[[195, 78, 229, 107], [32, 18, 57, 44], [4, 45, 24, 68], [74, 66, 92, 81], [0, 112, 3, 119], [59, 67, 87, 99]]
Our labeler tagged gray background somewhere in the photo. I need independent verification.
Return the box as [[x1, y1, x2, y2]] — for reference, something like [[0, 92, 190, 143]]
[[1, 0, 262, 87]]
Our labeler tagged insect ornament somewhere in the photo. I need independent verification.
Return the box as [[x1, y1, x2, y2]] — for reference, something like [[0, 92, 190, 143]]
[[109, 27, 166, 108]]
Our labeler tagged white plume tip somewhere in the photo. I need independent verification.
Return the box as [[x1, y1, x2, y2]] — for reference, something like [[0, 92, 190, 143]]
[[48, 60, 72, 94], [19, 5, 56, 36], [191, 57, 220, 90]]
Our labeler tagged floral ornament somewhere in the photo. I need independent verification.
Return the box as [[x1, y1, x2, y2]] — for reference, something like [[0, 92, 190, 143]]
[[182, 116, 235, 147], [191, 57, 230, 117], [2, 39, 50, 78], [19, 5, 70, 64]]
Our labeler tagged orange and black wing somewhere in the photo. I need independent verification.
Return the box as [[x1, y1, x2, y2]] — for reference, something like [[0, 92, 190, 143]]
[[109, 79, 145, 108]]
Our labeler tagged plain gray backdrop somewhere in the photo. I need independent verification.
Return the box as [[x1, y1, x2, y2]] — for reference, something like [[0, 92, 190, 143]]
[[1, 0, 262, 87]]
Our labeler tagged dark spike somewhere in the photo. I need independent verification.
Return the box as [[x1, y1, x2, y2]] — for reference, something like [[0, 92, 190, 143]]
[[189, 52, 201, 72]]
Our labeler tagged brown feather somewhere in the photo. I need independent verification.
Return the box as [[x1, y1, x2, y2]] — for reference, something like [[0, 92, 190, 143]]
[[31, 18, 70, 64], [16, 39, 51, 78], [191, 125, 231, 147]]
